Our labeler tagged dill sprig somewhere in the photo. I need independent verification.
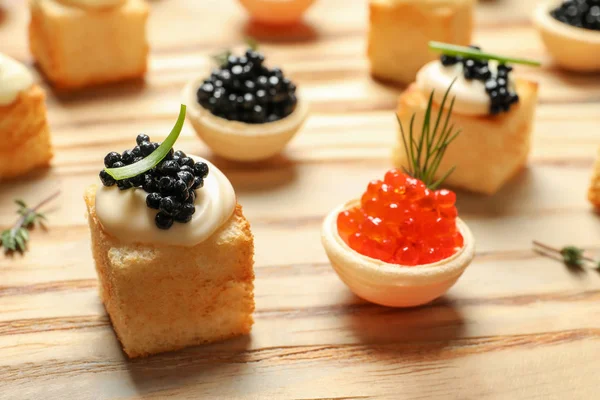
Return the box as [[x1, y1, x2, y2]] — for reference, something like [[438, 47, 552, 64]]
[[1, 190, 60, 254], [398, 79, 461, 190]]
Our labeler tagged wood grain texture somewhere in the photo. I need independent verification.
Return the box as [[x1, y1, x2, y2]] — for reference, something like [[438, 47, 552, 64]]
[[1, 0, 600, 399]]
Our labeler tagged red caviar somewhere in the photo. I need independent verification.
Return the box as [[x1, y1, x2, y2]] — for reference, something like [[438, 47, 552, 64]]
[[336, 169, 463, 266]]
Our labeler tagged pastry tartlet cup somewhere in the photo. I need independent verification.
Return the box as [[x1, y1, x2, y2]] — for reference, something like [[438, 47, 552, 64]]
[[238, 0, 316, 25], [533, 0, 600, 72], [321, 200, 475, 308], [183, 77, 309, 162]]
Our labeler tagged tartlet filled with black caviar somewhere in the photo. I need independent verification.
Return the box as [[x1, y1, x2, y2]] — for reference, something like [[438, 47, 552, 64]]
[[183, 47, 308, 162], [534, 0, 600, 71], [85, 105, 255, 358]]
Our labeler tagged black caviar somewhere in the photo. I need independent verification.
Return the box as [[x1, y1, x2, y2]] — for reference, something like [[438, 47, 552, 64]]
[[440, 45, 519, 115], [99, 134, 209, 230], [551, 0, 600, 31], [196, 48, 297, 124]]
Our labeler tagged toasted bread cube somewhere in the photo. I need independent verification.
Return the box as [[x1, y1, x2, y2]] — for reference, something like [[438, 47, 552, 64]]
[[368, 0, 474, 86], [84, 186, 255, 358], [29, 0, 149, 89], [0, 85, 53, 180], [394, 79, 539, 195], [588, 148, 600, 209]]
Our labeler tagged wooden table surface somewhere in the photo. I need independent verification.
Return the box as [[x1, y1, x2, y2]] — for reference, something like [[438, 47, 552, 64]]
[[2, 0, 600, 399]]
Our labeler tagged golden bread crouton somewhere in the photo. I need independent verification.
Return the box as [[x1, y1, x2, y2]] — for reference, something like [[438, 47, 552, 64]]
[[394, 79, 539, 195], [29, 0, 149, 89], [368, 0, 474, 86], [84, 186, 255, 358], [0, 85, 53, 180], [588, 148, 600, 209]]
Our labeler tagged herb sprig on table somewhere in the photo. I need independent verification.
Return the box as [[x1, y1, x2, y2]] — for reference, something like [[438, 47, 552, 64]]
[[533, 240, 600, 271], [1, 191, 60, 254]]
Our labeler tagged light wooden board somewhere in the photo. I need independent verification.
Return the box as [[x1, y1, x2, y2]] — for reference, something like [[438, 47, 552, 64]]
[[2, 0, 600, 399]]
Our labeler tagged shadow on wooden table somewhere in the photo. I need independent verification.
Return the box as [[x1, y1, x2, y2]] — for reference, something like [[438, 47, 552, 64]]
[[344, 293, 466, 361], [35, 71, 147, 102], [0, 164, 54, 187], [454, 166, 538, 216], [207, 154, 299, 194], [370, 74, 410, 92], [546, 65, 600, 84], [242, 20, 318, 43], [124, 335, 254, 396]]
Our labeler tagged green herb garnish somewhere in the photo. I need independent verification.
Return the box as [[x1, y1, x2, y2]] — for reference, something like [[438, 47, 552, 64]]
[[1, 191, 60, 254], [105, 104, 186, 181], [212, 50, 232, 68], [245, 36, 259, 51], [211, 37, 259, 67], [429, 42, 542, 67], [533, 241, 600, 270], [398, 79, 461, 190]]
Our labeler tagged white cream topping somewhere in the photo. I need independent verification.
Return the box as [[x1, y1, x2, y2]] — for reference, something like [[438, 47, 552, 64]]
[[0, 53, 34, 106], [57, 0, 126, 9], [95, 155, 236, 247], [416, 60, 514, 116]]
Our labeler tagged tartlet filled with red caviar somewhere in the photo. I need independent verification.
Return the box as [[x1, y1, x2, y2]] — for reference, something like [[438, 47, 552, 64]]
[[321, 84, 475, 308]]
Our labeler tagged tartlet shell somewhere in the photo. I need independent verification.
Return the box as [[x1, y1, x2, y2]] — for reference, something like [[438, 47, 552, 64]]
[[321, 199, 475, 307], [183, 77, 308, 162], [533, 0, 600, 72], [238, 0, 316, 25]]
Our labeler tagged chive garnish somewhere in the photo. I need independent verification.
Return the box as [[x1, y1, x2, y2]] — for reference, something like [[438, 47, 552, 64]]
[[105, 104, 187, 181], [428, 42, 542, 67]]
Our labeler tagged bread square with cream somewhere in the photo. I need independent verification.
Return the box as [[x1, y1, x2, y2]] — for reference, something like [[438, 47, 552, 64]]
[[85, 108, 255, 358], [85, 187, 255, 358], [0, 54, 53, 180], [394, 80, 538, 195], [393, 44, 540, 195]]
